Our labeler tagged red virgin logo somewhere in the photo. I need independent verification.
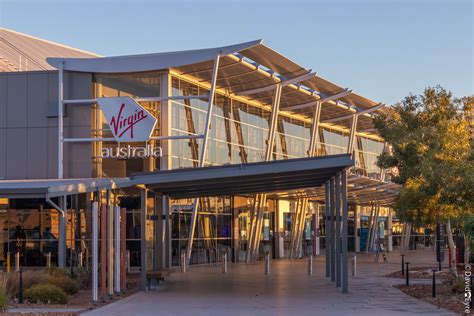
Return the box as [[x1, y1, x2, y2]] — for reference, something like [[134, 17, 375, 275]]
[[109, 103, 148, 139]]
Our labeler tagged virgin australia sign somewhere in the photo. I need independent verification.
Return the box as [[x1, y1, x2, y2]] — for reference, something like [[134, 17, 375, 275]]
[[97, 96, 157, 142], [96, 97, 162, 159]]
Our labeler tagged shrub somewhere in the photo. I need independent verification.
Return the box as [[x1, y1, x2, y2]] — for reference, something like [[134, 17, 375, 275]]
[[73, 267, 91, 289], [22, 270, 49, 290], [0, 287, 8, 310], [47, 275, 79, 295], [24, 284, 67, 304]]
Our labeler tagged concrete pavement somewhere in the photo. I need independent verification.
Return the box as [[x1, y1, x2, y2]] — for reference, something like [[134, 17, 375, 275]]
[[83, 250, 456, 316]]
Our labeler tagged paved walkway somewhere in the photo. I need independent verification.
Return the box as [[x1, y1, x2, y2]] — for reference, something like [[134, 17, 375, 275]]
[[83, 250, 456, 316]]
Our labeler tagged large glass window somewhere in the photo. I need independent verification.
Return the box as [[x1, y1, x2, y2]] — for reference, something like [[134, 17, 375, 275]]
[[94, 73, 163, 177]]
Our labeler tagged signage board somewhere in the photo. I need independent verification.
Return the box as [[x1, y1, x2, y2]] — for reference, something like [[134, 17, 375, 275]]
[[97, 96, 157, 143]]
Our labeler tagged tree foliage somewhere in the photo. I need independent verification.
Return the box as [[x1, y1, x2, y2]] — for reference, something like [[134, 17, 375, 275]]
[[373, 87, 473, 226]]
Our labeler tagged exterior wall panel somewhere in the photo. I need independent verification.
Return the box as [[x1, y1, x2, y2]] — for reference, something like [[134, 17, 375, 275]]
[[0, 75, 6, 128], [6, 73, 28, 128], [27, 127, 48, 179], [0, 129, 6, 179], [27, 72, 49, 128], [6, 128, 27, 179]]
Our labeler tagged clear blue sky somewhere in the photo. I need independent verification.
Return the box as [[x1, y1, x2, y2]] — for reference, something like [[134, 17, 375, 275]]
[[1, 0, 472, 105]]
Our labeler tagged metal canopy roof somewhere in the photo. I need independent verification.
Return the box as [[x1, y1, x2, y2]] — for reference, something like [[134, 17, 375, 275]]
[[273, 174, 401, 206], [46, 39, 386, 134], [131, 154, 354, 198], [0, 178, 129, 198]]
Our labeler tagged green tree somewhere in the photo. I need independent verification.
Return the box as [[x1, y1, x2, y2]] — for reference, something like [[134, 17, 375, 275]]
[[374, 87, 473, 275]]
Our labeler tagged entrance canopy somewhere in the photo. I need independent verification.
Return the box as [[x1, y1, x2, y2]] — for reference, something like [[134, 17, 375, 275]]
[[132, 154, 353, 198], [0, 154, 353, 199]]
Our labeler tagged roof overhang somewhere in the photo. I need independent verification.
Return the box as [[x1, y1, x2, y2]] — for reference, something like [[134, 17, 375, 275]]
[[131, 154, 354, 198], [0, 178, 130, 199]]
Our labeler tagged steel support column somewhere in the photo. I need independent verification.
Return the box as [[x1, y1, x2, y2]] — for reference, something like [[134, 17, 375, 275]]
[[58, 195, 66, 267], [335, 173, 341, 287], [247, 83, 282, 262], [330, 177, 336, 282], [92, 200, 98, 302], [186, 54, 221, 265], [140, 188, 148, 290], [107, 191, 114, 296], [325, 181, 331, 278], [58, 61, 64, 179], [347, 114, 358, 154], [114, 205, 121, 293], [342, 170, 349, 293]]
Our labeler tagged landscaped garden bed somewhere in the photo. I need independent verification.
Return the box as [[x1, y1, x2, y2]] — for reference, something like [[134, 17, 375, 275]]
[[0, 268, 141, 315]]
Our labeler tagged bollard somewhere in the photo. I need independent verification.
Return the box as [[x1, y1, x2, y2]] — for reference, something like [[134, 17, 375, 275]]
[[401, 254, 405, 276], [180, 252, 187, 273], [432, 269, 436, 297], [405, 262, 410, 286], [126, 250, 130, 273], [352, 253, 357, 276], [15, 252, 20, 272], [222, 253, 227, 274], [308, 256, 313, 275], [264, 253, 270, 275], [6, 252, 10, 273], [47, 252, 51, 269], [79, 252, 83, 268], [18, 270, 23, 304]]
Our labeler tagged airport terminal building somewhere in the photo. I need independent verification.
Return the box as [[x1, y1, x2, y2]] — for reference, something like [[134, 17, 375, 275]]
[[0, 28, 404, 293]]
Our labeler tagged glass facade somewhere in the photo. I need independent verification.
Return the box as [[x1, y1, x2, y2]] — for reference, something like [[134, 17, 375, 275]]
[[0, 71, 391, 268], [170, 76, 384, 173]]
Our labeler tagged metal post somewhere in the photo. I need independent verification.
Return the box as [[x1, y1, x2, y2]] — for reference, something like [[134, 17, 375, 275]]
[[180, 252, 186, 273], [264, 252, 270, 275], [341, 171, 349, 293], [335, 173, 341, 288], [15, 252, 19, 272], [18, 270, 23, 304], [186, 54, 221, 265], [126, 250, 131, 273], [352, 253, 357, 276], [325, 182, 330, 278], [58, 60, 64, 179], [140, 189, 148, 290], [92, 201, 98, 303], [47, 252, 51, 269], [79, 252, 83, 268], [100, 202, 107, 298], [6, 252, 10, 273], [120, 208, 127, 290], [401, 254, 405, 275], [405, 262, 410, 286], [222, 253, 227, 274], [432, 269, 436, 297], [308, 256, 313, 275], [107, 199, 114, 296], [347, 114, 358, 154], [58, 196, 66, 268], [330, 177, 336, 282], [114, 206, 121, 294]]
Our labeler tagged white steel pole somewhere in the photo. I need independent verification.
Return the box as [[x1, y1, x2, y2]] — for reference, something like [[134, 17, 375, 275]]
[[58, 61, 64, 179], [186, 54, 221, 265], [92, 201, 98, 302]]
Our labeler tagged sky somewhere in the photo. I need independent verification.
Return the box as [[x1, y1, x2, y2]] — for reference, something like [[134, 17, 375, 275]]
[[1, 0, 472, 105]]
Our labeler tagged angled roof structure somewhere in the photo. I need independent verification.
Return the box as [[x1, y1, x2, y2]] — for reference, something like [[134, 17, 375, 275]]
[[0, 28, 99, 72], [47, 39, 386, 134]]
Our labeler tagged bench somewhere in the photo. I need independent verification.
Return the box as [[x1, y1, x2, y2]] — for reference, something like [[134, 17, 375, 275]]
[[146, 268, 175, 289]]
